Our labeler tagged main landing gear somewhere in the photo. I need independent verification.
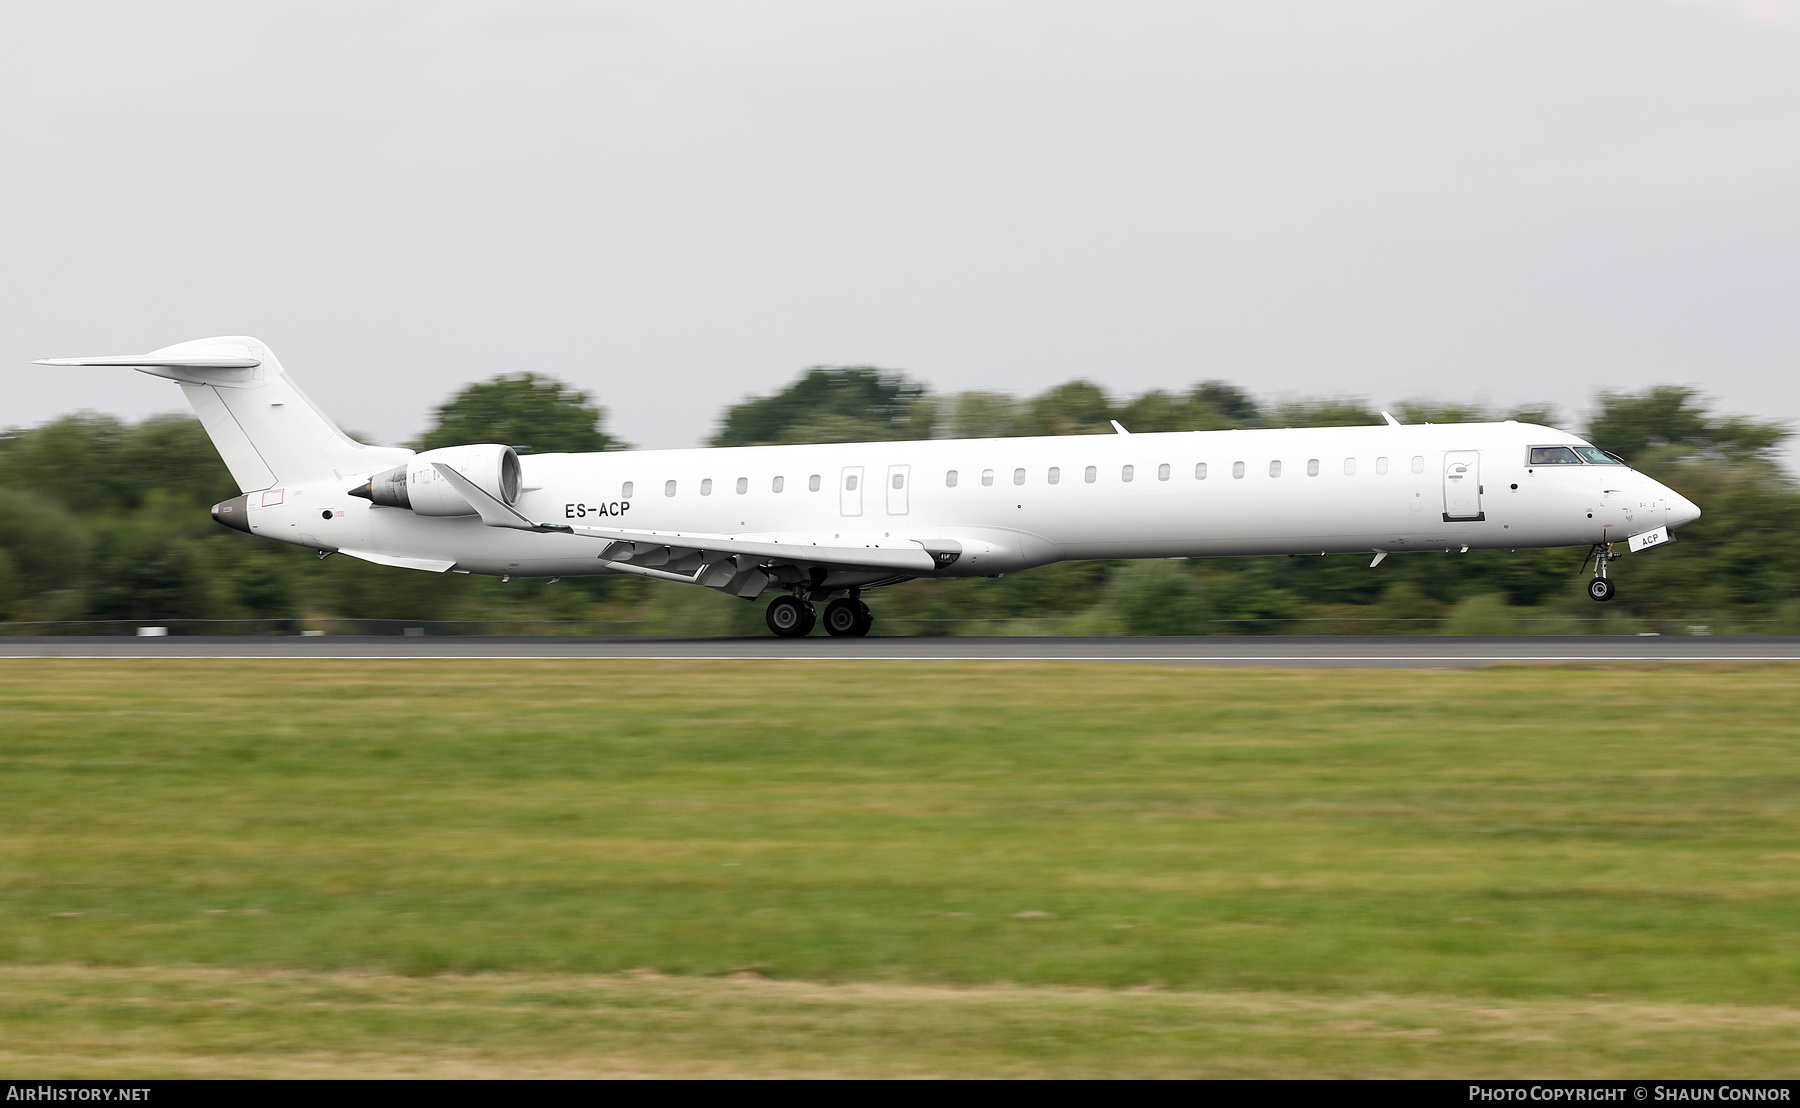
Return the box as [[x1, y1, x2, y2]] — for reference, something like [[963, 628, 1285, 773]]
[[765, 595, 816, 637], [822, 597, 874, 638], [765, 593, 874, 637], [1582, 543, 1619, 603]]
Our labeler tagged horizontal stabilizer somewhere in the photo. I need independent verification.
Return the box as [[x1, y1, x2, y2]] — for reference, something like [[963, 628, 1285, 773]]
[[34, 354, 262, 369]]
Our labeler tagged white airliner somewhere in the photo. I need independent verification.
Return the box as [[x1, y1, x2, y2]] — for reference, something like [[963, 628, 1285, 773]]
[[38, 337, 1701, 637]]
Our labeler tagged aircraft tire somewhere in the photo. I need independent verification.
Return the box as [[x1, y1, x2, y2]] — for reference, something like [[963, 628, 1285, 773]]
[[823, 598, 863, 637], [766, 595, 815, 637], [1587, 577, 1616, 603], [853, 600, 874, 637]]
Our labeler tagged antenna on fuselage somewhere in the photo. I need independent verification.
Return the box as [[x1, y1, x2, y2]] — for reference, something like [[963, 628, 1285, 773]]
[[1380, 412, 1402, 427]]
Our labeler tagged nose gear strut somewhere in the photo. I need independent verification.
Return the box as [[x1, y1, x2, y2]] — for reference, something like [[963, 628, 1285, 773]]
[[1579, 543, 1619, 602]]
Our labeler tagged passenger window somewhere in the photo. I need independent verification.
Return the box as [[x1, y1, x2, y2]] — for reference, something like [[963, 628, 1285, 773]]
[[1344, 458, 1356, 476], [982, 469, 995, 487], [1157, 463, 1170, 481], [736, 477, 748, 494], [1121, 464, 1134, 482], [1306, 458, 1319, 477], [772, 476, 785, 493], [893, 472, 906, 489], [622, 481, 634, 498], [946, 469, 958, 487], [1376, 457, 1388, 475], [1084, 466, 1097, 483], [1195, 463, 1207, 480], [846, 474, 858, 491], [809, 474, 821, 492], [1014, 468, 1026, 486], [1232, 461, 1245, 479], [664, 480, 676, 497], [1529, 446, 1584, 465], [701, 478, 713, 496], [1411, 456, 1425, 474], [1048, 466, 1060, 485], [1269, 460, 1282, 478]]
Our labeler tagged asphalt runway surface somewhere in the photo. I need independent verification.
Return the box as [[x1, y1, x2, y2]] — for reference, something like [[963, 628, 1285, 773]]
[[1, 636, 1796, 667]]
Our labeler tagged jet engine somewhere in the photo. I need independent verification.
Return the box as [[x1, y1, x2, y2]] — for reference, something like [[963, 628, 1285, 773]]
[[350, 444, 522, 517]]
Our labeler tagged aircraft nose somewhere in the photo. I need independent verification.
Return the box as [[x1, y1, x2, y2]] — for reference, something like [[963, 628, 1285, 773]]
[[1666, 489, 1701, 530]]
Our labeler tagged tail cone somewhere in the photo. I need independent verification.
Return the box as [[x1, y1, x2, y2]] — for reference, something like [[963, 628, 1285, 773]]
[[211, 494, 251, 533]]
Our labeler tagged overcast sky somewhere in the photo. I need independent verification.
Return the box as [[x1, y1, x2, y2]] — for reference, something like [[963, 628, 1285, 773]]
[[4, 1, 1797, 464]]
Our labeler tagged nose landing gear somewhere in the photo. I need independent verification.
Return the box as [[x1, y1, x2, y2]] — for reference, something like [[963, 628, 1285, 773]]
[[1581, 543, 1619, 602]]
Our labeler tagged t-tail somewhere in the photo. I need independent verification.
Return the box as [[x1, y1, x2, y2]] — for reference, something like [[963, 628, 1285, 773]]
[[34, 337, 412, 508]]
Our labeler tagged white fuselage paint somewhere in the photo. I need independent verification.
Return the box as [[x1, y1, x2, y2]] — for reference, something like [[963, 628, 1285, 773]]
[[245, 421, 1701, 581]]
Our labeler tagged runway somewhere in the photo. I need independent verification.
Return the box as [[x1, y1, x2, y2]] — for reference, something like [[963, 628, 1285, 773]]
[[1, 636, 1796, 667]]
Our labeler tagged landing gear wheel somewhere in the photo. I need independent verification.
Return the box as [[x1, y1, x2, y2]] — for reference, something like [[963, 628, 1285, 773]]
[[823, 598, 865, 637], [766, 595, 816, 637], [1587, 577, 1616, 603], [853, 600, 874, 636]]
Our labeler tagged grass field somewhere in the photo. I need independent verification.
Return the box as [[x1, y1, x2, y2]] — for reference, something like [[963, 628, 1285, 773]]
[[3, 660, 1798, 1076]]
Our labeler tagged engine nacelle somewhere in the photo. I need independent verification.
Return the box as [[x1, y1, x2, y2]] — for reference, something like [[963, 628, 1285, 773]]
[[350, 444, 522, 517]]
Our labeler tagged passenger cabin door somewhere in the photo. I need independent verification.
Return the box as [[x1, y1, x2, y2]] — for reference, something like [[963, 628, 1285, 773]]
[[840, 466, 864, 517], [1442, 450, 1483, 521], [886, 464, 910, 515]]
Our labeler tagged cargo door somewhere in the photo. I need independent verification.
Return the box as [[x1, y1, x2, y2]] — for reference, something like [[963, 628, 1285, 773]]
[[1442, 450, 1484, 521], [840, 466, 863, 517], [886, 464, 910, 515]]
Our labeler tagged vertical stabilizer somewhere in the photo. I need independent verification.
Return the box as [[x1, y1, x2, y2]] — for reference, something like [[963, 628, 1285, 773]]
[[35, 336, 412, 492]]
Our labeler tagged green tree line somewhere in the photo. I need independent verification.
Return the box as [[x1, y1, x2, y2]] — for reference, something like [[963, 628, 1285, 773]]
[[2, 368, 1795, 635]]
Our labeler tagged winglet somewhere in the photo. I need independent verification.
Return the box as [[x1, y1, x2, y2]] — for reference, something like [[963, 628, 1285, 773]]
[[1381, 411, 1402, 427], [431, 463, 572, 534]]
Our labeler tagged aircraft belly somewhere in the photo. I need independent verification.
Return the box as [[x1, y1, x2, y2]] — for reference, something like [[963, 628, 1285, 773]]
[[360, 506, 606, 575]]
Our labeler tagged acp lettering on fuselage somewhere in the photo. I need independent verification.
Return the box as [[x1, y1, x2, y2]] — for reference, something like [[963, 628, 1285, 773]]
[[567, 501, 631, 518]]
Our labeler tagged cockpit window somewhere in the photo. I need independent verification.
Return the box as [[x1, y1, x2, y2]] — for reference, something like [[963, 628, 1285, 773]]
[[1529, 446, 1583, 465], [1574, 447, 1626, 465]]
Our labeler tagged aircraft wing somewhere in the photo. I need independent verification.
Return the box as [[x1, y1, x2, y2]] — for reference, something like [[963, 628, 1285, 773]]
[[566, 525, 940, 573], [430, 462, 947, 575]]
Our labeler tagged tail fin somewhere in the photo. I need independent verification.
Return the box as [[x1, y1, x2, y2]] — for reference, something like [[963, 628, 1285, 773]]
[[35, 336, 411, 492]]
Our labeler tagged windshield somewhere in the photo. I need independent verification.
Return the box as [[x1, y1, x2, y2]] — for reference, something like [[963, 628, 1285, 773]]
[[1529, 446, 1583, 465], [1574, 447, 1626, 465]]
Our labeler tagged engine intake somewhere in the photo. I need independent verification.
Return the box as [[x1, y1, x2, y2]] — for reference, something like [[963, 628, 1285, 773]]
[[350, 444, 521, 517]]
